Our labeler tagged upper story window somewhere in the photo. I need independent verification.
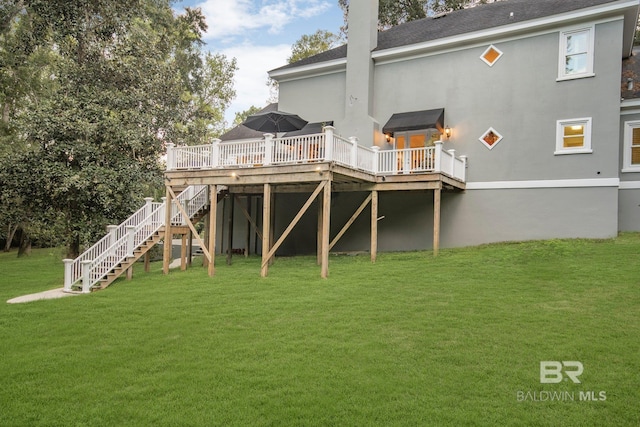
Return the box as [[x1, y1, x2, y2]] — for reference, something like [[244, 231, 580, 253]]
[[555, 118, 592, 155], [558, 26, 595, 81], [623, 121, 640, 172]]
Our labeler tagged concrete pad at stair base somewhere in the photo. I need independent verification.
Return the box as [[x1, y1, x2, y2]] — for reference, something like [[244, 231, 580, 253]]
[[7, 288, 78, 304]]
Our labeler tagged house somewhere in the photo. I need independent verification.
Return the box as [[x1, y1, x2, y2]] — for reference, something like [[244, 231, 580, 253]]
[[266, 0, 640, 249], [62, 0, 640, 291], [159, 0, 640, 279]]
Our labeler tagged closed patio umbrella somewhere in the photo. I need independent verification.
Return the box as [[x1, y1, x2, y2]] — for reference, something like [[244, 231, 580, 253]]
[[242, 110, 308, 134]]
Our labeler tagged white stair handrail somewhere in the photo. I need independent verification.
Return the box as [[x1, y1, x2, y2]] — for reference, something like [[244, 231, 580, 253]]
[[63, 185, 209, 293]]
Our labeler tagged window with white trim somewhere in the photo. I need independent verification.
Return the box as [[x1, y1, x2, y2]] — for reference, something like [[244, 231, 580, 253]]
[[623, 121, 640, 172], [558, 26, 595, 81], [555, 118, 592, 155]]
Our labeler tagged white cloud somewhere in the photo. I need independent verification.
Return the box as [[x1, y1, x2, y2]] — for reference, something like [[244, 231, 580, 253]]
[[220, 43, 291, 123], [195, 0, 331, 40]]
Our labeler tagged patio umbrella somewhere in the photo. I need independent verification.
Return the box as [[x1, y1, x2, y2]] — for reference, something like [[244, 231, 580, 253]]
[[242, 110, 308, 134]]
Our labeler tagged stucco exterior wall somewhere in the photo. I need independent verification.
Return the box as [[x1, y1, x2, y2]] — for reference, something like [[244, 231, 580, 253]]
[[618, 188, 640, 230], [374, 19, 624, 183], [265, 18, 628, 253], [277, 72, 346, 125]]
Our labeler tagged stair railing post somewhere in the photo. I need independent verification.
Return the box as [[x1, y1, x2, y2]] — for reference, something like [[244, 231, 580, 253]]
[[144, 197, 154, 218], [81, 260, 92, 293], [349, 136, 358, 168], [263, 133, 273, 165], [126, 225, 136, 258], [323, 126, 334, 161], [434, 141, 443, 172], [371, 146, 380, 175], [211, 138, 221, 168], [106, 225, 118, 259], [63, 259, 73, 291], [166, 143, 175, 170]]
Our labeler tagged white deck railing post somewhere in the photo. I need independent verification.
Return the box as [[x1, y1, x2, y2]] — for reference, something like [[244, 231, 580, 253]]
[[126, 225, 136, 258], [81, 260, 92, 293], [263, 134, 273, 165], [63, 259, 73, 291], [323, 126, 334, 161], [371, 146, 380, 174], [166, 143, 175, 170], [211, 138, 220, 168], [460, 155, 468, 182], [434, 141, 443, 172], [448, 149, 456, 177], [349, 136, 358, 168]]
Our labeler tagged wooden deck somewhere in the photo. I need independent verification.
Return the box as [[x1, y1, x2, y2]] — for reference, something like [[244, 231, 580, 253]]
[[163, 161, 465, 279]]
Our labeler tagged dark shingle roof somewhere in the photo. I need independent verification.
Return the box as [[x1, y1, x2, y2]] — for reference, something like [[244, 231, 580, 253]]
[[273, 0, 620, 72]]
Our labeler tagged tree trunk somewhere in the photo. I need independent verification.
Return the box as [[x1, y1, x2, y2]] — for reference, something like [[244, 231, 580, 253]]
[[17, 231, 31, 257], [4, 224, 18, 251], [67, 236, 80, 259]]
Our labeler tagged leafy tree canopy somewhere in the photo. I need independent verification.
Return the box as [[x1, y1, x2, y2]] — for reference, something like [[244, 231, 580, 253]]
[[288, 30, 342, 64], [338, 0, 498, 31], [0, 0, 236, 257]]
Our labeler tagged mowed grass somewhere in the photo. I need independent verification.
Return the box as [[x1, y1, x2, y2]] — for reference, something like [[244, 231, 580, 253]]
[[0, 235, 639, 426]]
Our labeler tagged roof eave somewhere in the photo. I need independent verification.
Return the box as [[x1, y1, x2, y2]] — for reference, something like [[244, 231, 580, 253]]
[[269, 58, 347, 82], [372, 0, 640, 63]]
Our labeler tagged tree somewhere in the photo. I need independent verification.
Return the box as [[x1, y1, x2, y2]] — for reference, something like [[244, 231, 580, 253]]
[[338, 0, 498, 31], [233, 105, 262, 127], [0, 1, 237, 257], [269, 30, 342, 102], [288, 30, 341, 64]]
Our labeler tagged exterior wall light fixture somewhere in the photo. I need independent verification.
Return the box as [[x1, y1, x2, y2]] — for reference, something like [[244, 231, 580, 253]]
[[444, 126, 452, 139]]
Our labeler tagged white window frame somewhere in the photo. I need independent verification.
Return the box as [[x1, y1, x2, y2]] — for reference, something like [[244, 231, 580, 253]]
[[555, 117, 593, 155], [622, 120, 640, 172], [557, 25, 595, 81], [480, 45, 503, 67]]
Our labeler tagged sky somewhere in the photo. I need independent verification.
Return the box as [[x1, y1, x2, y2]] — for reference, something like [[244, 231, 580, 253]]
[[174, 0, 345, 125]]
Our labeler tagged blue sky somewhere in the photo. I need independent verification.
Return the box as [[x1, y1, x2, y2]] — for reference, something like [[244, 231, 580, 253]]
[[174, 0, 345, 124]]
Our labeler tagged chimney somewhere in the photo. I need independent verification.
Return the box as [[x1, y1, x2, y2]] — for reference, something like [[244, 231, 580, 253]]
[[338, 0, 381, 146]]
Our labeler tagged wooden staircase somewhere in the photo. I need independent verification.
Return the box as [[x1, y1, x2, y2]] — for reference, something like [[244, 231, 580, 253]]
[[95, 229, 165, 290], [93, 202, 212, 291], [64, 185, 213, 294]]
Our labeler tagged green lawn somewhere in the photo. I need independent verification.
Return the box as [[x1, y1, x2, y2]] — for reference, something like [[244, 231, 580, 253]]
[[1, 235, 639, 426]]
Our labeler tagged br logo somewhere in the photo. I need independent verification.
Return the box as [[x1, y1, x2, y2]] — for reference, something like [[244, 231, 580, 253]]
[[540, 361, 584, 384]]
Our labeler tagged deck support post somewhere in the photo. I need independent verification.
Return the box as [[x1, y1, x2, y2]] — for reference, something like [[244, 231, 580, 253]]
[[261, 183, 272, 277], [227, 195, 235, 265], [433, 186, 441, 257], [317, 194, 323, 266], [329, 193, 372, 251], [187, 230, 193, 267], [371, 190, 378, 263], [181, 234, 187, 271], [321, 180, 331, 278], [207, 185, 217, 277], [162, 189, 172, 275], [245, 196, 251, 257]]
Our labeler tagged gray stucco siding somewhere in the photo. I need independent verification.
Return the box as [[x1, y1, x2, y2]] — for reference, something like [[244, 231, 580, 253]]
[[372, 19, 624, 184], [277, 72, 346, 126], [618, 188, 640, 231], [237, 186, 618, 256]]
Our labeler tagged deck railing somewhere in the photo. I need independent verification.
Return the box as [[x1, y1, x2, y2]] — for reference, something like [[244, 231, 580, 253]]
[[166, 126, 467, 181]]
